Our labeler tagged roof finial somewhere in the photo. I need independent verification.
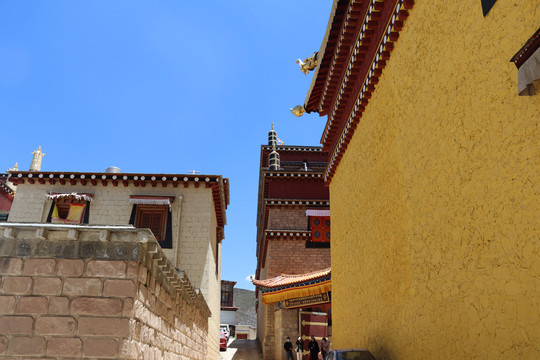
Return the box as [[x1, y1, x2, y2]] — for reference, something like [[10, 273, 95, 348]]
[[290, 105, 306, 117], [268, 124, 278, 146], [29, 146, 45, 172], [8, 163, 18, 172], [268, 126, 280, 170]]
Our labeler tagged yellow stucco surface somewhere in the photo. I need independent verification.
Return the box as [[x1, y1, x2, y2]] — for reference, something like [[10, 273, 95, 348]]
[[330, 1, 540, 359]]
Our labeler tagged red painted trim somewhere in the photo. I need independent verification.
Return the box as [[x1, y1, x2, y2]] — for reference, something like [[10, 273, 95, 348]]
[[9, 171, 228, 229], [306, 0, 414, 183], [510, 27, 540, 68]]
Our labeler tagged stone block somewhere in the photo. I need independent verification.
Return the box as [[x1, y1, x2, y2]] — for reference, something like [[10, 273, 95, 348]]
[[83, 338, 118, 358], [104, 279, 136, 298], [0, 316, 33, 334], [33, 277, 62, 296], [35, 316, 76, 335], [78, 317, 130, 337], [47, 337, 82, 357], [63, 278, 102, 296], [71, 297, 123, 316], [16, 296, 48, 314], [49, 296, 70, 314], [7, 336, 46, 356], [2, 276, 32, 295], [24, 258, 56, 275], [57, 259, 85, 276], [0, 336, 6, 355], [0, 258, 23, 275], [87, 260, 126, 278], [0, 296, 16, 314]]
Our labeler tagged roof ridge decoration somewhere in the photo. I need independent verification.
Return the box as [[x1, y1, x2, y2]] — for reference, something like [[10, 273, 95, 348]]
[[261, 145, 324, 152], [252, 267, 331, 287], [251, 268, 331, 305]]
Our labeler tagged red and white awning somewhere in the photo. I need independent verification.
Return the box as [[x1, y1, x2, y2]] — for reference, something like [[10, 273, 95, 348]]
[[47, 193, 94, 202], [129, 195, 173, 206], [306, 209, 330, 217]]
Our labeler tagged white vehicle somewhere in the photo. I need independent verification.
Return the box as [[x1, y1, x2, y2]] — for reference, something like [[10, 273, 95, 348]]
[[220, 324, 230, 340]]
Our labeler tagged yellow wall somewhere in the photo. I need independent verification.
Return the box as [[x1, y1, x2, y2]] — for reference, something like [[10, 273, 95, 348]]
[[330, 1, 540, 359]]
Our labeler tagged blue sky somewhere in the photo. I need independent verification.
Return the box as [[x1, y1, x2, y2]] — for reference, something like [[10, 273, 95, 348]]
[[0, 1, 331, 290]]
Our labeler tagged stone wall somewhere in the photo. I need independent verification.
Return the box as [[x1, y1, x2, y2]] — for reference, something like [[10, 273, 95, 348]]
[[329, 1, 540, 359], [0, 224, 210, 360], [274, 309, 299, 360], [267, 207, 309, 231], [266, 239, 330, 277]]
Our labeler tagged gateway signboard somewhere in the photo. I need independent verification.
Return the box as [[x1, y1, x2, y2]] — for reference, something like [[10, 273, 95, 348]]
[[283, 292, 330, 309]]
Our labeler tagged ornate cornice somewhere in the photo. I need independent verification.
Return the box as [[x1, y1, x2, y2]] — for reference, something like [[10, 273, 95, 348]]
[[305, 0, 415, 184], [8, 171, 229, 228]]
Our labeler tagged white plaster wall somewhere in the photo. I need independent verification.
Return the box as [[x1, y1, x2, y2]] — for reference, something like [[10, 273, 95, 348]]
[[221, 310, 236, 325]]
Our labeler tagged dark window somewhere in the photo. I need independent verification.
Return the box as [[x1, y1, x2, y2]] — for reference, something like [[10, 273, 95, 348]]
[[221, 282, 234, 307], [134, 205, 168, 243]]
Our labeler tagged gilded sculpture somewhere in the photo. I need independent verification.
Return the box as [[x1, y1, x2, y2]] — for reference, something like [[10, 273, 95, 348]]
[[296, 52, 319, 75]]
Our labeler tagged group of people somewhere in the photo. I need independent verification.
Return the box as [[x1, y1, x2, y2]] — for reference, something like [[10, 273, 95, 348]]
[[284, 336, 329, 360]]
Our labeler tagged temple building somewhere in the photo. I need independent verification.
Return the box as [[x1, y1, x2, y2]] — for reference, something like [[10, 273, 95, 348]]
[[295, 0, 539, 358], [6, 153, 229, 360], [253, 126, 331, 360]]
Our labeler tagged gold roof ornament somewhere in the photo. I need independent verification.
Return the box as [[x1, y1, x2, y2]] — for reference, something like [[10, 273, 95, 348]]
[[290, 105, 306, 117], [296, 52, 319, 75], [29, 146, 45, 172], [8, 163, 19, 172]]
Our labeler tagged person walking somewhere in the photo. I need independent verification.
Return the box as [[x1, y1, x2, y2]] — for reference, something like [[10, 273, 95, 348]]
[[308, 335, 319, 360], [284, 337, 294, 360], [295, 336, 304, 360], [321, 338, 329, 360]]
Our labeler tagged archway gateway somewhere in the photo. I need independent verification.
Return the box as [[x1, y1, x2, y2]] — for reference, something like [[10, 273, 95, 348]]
[[252, 268, 331, 360]]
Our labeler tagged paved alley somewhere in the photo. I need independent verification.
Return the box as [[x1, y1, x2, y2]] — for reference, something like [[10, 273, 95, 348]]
[[221, 339, 262, 360]]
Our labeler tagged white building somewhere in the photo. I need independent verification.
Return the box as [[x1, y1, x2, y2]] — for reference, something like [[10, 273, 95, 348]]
[[8, 168, 229, 360]]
